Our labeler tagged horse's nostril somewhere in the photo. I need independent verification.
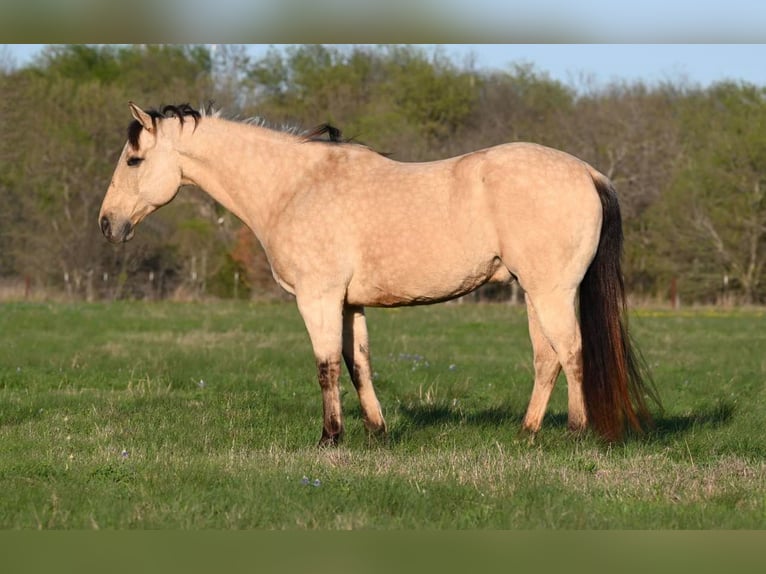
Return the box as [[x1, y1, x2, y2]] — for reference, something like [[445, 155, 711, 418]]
[[123, 221, 134, 241], [100, 216, 111, 237]]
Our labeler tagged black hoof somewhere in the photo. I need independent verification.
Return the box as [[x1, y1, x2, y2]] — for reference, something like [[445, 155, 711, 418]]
[[317, 431, 342, 448]]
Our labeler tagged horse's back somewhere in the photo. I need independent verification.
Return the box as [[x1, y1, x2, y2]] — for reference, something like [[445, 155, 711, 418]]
[[343, 143, 603, 305], [270, 141, 604, 305]]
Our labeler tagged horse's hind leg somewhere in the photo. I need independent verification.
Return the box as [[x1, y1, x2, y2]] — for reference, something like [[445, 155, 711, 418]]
[[521, 294, 562, 434], [342, 305, 387, 436], [523, 288, 587, 433]]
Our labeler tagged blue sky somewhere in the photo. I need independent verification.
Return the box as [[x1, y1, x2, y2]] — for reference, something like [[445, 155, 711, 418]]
[[436, 45, 766, 88], [4, 44, 765, 89]]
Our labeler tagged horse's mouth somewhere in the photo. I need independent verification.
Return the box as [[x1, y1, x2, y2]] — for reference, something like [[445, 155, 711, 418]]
[[100, 215, 134, 243]]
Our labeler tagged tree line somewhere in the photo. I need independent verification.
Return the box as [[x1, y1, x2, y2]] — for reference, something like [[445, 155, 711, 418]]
[[0, 44, 764, 304]]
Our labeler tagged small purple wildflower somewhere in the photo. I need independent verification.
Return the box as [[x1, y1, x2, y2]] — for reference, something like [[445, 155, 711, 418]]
[[300, 476, 321, 487]]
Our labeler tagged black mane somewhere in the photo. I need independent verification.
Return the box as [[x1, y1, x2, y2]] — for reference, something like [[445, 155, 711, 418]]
[[302, 123, 345, 143], [300, 123, 388, 156], [127, 103, 388, 156], [127, 103, 202, 149]]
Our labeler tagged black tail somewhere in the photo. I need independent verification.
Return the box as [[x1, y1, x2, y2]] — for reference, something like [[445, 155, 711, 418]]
[[579, 173, 660, 441]]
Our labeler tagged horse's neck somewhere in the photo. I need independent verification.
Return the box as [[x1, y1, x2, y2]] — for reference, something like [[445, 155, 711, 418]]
[[178, 119, 310, 239]]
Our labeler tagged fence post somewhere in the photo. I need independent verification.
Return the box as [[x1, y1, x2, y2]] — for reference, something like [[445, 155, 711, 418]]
[[670, 276, 680, 309]]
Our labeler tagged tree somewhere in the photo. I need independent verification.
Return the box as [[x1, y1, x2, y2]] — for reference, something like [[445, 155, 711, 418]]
[[562, 81, 685, 297], [246, 45, 481, 161], [469, 63, 574, 150], [38, 44, 214, 103], [2, 45, 763, 305], [0, 45, 218, 298], [382, 45, 479, 158], [658, 82, 766, 304]]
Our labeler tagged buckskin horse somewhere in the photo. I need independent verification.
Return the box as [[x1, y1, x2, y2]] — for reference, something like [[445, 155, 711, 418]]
[[99, 103, 657, 445]]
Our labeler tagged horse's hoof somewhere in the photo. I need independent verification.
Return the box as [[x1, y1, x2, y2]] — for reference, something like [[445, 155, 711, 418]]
[[365, 427, 389, 447], [518, 425, 538, 445], [364, 418, 387, 434], [567, 421, 588, 438], [317, 433, 342, 448]]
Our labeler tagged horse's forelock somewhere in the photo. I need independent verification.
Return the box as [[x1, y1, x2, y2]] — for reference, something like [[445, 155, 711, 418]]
[[127, 119, 145, 150]]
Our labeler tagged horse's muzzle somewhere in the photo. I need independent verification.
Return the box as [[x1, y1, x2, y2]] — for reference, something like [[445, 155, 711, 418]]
[[100, 215, 134, 243]]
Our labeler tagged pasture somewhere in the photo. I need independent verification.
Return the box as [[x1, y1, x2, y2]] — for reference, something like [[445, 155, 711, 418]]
[[0, 301, 763, 528]]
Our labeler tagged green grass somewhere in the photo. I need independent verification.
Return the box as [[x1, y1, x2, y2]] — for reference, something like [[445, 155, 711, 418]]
[[0, 301, 764, 528]]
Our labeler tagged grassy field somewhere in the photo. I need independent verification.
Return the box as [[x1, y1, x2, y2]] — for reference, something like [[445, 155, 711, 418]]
[[0, 300, 764, 529]]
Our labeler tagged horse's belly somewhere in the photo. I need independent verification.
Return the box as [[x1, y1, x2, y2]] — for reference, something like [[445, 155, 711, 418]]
[[346, 255, 509, 307]]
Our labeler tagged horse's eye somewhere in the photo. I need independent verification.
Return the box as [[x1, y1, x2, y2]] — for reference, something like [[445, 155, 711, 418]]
[[127, 157, 144, 167]]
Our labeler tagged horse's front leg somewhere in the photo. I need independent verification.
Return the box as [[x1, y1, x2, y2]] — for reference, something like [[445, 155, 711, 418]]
[[342, 305, 387, 436], [297, 293, 345, 447]]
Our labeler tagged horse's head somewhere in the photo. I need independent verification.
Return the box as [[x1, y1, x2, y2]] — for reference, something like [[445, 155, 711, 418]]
[[99, 102, 191, 243]]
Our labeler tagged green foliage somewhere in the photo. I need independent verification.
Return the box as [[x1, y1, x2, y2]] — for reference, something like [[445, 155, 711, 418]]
[[246, 45, 479, 158], [476, 63, 574, 147], [248, 45, 382, 125], [1, 44, 765, 304], [37, 44, 213, 101], [0, 302, 764, 528], [0, 45, 219, 298], [206, 254, 251, 300], [651, 82, 766, 303], [384, 46, 479, 143]]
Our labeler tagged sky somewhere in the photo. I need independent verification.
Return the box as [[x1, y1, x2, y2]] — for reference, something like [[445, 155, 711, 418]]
[[433, 44, 766, 88], [4, 44, 765, 89]]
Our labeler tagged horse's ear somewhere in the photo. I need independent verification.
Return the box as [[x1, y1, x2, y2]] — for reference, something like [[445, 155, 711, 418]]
[[129, 102, 154, 133]]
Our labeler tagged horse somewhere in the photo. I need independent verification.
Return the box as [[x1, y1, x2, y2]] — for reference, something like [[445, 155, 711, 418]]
[[99, 102, 658, 446]]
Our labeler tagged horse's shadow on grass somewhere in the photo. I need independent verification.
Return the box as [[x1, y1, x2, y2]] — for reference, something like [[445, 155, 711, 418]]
[[649, 400, 735, 438], [389, 399, 735, 444]]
